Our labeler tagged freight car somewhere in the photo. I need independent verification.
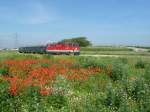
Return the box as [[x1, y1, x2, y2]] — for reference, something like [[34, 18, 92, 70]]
[[19, 42, 80, 55]]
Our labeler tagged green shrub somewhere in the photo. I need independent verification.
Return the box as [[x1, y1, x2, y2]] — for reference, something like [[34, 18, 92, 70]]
[[61, 37, 91, 47], [78, 57, 97, 67], [131, 79, 146, 101], [83, 92, 109, 112], [47, 93, 67, 109], [104, 85, 123, 111], [78, 57, 106, 69], [21, 86, 45, 112], [42, 54, 53, 60], [5, 54, 39, 60], [118, 57, 128, 64], [0, 81, 10, 111], [143, 64, 150, 83], [135, 60, 146, 69], [110, 62, 128, 81], [69, 62, 81, 69], [40, 63, 50, 68], [53, 75, 71, 95], [124, 78, 150, 112], [0, 65, 9, 76], [0, 80, 23, 112]]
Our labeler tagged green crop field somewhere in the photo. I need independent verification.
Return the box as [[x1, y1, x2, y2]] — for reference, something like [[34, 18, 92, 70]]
[[80, 46, 133, 51], [0, 50, 150, 112], [80, 46, 150, 56]]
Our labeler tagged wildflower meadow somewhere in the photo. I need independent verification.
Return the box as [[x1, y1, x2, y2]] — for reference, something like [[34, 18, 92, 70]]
[[0, 53, 150, 112]]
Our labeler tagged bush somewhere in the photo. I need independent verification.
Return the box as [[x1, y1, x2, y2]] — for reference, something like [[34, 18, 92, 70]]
[[47, 93, 67, 109], [0, 81, 10, 111], [61, 37, 92, 47], [83, 92, 109, 112], [135, 60, 146, 69], [118, 58, 128, 64], [143, 64, 150, 83], [131, 79, 146, 101], [110, 62, 128, 81], [0, 64, 9, 76], [123, 78, 150, 111], [40, 63, 50, 68], [104, 85, 123, 111], [78, 57, 106, 69], [42, 54, 53, 60], [0, 80, 23, 112], [21, 86, 45, 112]]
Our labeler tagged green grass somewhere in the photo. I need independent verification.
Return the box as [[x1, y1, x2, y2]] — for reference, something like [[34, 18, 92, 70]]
[[81, 50, 150, 56], [81, 46, 133, 51], [80, 46, 150, 56]]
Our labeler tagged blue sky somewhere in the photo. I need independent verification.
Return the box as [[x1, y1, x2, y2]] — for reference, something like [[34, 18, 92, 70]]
[[0, 0, 150, 48]]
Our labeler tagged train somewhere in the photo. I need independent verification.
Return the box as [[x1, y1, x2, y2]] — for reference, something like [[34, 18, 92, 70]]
[[18, 42, 80, 55]]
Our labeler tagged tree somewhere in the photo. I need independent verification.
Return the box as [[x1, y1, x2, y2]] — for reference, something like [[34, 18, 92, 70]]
[[61, 37, 92, 47]]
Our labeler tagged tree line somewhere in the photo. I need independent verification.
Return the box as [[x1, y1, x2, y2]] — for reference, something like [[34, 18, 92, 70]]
[[61, 37, 91, 47]]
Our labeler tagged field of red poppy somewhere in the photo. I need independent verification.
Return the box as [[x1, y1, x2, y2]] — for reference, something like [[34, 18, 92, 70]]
[[0, 52, 150, 112]]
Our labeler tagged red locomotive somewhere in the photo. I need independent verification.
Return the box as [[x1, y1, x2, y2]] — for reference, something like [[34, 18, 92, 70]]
[[19, 42, 80, 55]]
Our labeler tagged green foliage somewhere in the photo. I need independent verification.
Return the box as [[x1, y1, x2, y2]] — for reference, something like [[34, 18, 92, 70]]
[[78, 57, 107, 69], [42, 54, 53, 60], [81, 46, 133, 51], [0, 81, 23, 112], [21, 86, 46, 112], [104, 84, 124, 111], [61, 37, 92, 47], [0, 81, 10, 112], [41, 63, 50, 68], [118, 57, 128, 64], [143, 64, 150, 83], [47, 93, 67, 109], [53, 75, 71, 95], [0, 64, 9, 76], [135, 60, 146, 69], [130, 79, 146, 101], [110, 62, 128, 81]]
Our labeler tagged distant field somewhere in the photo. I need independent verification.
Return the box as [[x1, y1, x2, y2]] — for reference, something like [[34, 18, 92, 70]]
[[134, 46, 150, 49], [81, 51, 150, 56], [80, 46, 133, 51], [80, 46, 150, 56]]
